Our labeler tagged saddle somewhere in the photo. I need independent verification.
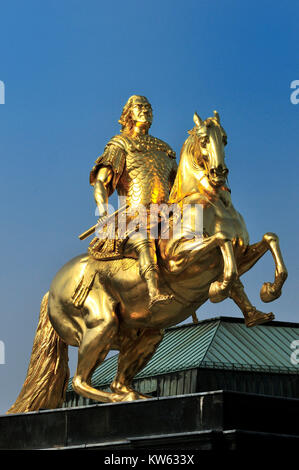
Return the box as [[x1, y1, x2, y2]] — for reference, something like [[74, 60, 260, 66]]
[[71, 253, 136, 308]]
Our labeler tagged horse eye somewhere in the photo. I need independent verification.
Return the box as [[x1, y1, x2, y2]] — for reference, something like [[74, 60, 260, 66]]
[[200, 136, 208, 147]]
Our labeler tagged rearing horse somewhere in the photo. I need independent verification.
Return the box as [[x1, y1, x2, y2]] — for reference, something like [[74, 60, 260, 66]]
[[8, 111, 288, 413]]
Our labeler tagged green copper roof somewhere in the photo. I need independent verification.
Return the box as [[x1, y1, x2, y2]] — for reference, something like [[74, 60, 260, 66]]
[[67, 317, 299, 391]]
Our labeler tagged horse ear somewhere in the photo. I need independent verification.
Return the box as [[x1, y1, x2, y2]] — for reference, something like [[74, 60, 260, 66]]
[[213, 110, 220, 123], [193, 112, 203, 127]]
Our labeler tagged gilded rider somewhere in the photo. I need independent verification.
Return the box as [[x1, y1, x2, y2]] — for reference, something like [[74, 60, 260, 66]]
[[89, 95, 178, 312]]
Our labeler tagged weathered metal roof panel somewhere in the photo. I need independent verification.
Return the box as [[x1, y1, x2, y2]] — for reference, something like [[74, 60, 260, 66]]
[[204, 322, 299, 370], [90, 319, 219, 388], [67, 317, 299, 391]]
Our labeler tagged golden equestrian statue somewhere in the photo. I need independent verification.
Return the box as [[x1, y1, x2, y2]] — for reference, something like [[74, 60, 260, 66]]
[[8, 97, 288, 413]]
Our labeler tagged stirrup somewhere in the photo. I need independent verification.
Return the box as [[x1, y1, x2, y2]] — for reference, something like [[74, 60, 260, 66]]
[[148, 293, 174, 312]]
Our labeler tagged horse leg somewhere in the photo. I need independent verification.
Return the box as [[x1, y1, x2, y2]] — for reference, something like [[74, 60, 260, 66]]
[[229, 279, 275, 327], [165, 232, 238, 303], [110, 328, 164, 399], [237, 232, 288, 302], [72, 290, 134, 403], [228, 232, 288, 326], [259, 233, 288, 302], [208, 238, 238, 303]]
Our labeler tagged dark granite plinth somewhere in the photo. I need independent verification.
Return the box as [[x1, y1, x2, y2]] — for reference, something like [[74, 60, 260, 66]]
[[1, 391, 298, 450]]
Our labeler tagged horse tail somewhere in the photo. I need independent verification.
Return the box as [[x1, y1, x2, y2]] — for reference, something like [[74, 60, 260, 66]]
[[7, 292, 70, 414]]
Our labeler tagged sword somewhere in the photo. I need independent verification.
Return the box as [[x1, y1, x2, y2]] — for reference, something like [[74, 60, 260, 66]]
[[78, 205, 129, 240]]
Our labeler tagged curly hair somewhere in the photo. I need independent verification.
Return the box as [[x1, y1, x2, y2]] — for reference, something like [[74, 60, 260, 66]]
[[119, 95, 152, 134]]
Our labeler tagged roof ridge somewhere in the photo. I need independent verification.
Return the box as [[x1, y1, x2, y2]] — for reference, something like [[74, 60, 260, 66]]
[[167, 316, 232, 331], [167, 316, 299, 330], [199, 319, 222, 364]]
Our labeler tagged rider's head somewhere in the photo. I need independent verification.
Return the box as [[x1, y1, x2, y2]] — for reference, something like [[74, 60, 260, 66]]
[[119, 95, 153, 134]]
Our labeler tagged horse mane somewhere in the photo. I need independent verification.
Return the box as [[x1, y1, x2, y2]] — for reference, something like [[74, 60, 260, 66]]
[[169, 129, 202, 204], [184, 128, 203, 161]]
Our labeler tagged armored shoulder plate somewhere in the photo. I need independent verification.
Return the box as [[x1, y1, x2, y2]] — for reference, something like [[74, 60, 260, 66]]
[[89, 134, 126, 186]]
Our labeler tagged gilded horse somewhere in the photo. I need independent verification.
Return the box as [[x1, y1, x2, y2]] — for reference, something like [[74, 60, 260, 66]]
[[8, 112, 287, 413]]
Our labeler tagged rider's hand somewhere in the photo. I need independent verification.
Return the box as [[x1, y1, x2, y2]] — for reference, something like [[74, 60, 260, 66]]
[[97, 203, 108, 220]]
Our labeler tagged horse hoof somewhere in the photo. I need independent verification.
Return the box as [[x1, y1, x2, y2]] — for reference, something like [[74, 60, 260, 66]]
[[209, 281, 228, 303], [120, 391, 150, 402], [119, 392, 136, 402], [260, 282, 281, 303], [245, 310, 275, 327], [110, 382, 152, 402]]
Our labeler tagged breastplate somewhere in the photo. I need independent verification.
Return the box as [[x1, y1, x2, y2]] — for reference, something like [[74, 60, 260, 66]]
[[117, 135, 175, 208]]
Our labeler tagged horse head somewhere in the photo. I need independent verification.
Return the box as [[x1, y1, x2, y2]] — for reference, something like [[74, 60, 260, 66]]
[[192, 110, 228, 188], [169, 111, 229, 204]]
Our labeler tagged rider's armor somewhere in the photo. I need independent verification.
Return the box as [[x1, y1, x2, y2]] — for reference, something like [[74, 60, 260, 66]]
[[88, 132, 177, 311], [89, 133, 177, 256], [90, 133, 177, 207]]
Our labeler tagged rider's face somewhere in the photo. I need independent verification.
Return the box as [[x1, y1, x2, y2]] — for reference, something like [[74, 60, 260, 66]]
[[131, 99, 153, 125]]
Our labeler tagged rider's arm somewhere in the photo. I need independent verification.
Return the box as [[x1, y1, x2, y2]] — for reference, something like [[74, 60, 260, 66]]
[[90, 138, 126, 217], [94, 167, 113, 217]]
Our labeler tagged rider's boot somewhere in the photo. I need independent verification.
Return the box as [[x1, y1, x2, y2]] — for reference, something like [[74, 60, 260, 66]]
[[135, 238, 174, 312], [144, 267, 174, 312], [229, 279, 275, 327]]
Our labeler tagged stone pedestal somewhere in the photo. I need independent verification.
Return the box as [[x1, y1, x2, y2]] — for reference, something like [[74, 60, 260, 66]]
[[1, 390, 298, 450]]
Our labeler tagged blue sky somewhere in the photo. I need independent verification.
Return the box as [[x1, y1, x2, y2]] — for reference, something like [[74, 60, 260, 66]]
[[0, 0, 298, 414]]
